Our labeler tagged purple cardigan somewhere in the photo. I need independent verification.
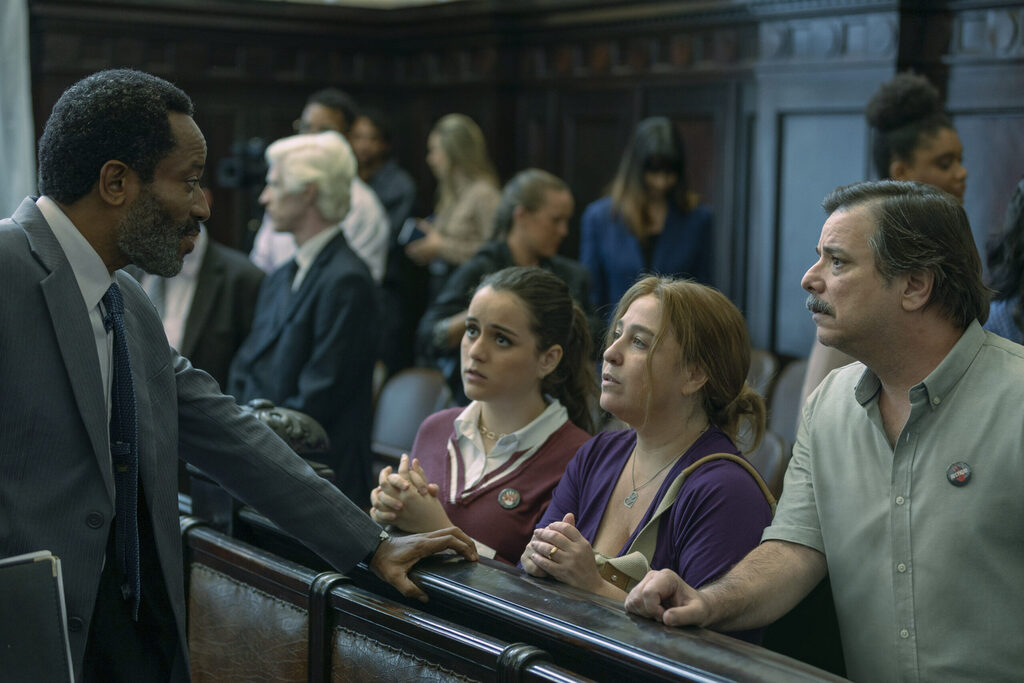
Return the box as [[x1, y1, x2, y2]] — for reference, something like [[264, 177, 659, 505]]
[[538, 428, 772, 641]]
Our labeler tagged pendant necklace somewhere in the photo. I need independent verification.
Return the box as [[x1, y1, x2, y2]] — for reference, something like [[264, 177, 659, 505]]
[[624, 452, 678, 508], [624, 421, 709, 508]]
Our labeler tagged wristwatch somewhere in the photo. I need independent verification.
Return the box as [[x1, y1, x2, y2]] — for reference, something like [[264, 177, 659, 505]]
[[365, 528, 391, 565]]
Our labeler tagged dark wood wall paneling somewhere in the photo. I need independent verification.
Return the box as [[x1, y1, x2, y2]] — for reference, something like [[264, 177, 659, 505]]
[[27, 0, 1024, 354]]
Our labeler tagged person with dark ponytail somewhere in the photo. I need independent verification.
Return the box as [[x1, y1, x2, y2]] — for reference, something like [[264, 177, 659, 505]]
[[985, 178, 1024, 343], [522, 277, 772, 641], [417, 168, 598, 401], [371, 267, 597, 564]]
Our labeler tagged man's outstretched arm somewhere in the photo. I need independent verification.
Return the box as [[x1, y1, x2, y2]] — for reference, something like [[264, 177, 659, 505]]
[[625, 540, 826, 631]]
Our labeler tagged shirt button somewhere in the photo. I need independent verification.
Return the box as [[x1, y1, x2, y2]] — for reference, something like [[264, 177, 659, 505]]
[[897, 563, 907, 573], [932, 396, 941, 405], [68, 617, 84, 632], [895, 496, 905, 505], [900, 629, 910, 639], [85, 511, 104, 529]]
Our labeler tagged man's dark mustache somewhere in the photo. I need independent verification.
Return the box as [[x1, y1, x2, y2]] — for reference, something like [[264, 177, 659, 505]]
[[181, 220, 201, 237], [806, 294, 834, 316]]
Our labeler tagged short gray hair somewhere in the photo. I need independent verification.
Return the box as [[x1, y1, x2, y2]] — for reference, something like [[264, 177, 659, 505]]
[[265, 131, 355, 224]]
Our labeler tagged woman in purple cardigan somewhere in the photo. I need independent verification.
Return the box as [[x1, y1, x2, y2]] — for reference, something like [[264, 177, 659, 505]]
[[370, 267, 597, 564], [521, 277, 772, 638]]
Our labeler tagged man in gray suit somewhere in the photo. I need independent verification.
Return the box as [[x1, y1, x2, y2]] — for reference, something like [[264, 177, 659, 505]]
[[0, 69, 476, 682]]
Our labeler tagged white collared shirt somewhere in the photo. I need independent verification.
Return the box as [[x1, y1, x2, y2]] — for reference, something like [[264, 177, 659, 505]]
[[449, 398, 568, 500], [249, 177, 388, 283], [141, 227, 207, 350], [291, 224, 342, 291], [37, 196, 115, 417]]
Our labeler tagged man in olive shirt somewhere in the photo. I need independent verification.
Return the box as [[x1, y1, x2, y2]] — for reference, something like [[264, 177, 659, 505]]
[[626, 181, 1024, 681]]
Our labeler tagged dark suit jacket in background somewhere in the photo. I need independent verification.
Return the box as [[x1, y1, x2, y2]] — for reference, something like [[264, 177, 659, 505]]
[[228, 231, 379, 505], [0, 198, 383, 681], [180, 241, 265, 388]]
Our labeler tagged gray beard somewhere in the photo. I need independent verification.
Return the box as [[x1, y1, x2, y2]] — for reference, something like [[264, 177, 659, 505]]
[[117, 189, 195, 277]]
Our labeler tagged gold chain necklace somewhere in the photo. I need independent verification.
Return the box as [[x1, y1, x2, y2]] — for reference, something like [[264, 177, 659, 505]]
[[478, 423, 508, 441]]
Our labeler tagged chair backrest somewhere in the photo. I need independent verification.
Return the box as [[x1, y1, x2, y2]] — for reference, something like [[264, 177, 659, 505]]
[[370, 368, 453, 470], [768, 359, 809, 449], [747, 348, 780, 399], [744, 430, 789, 499]]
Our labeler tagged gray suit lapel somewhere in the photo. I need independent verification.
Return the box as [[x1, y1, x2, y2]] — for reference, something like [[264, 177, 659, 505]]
[[17, 199, 115, 504]]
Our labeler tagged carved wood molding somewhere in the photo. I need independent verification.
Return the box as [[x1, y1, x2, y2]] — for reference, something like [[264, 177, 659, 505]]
[[950, 6, 1024, 61]]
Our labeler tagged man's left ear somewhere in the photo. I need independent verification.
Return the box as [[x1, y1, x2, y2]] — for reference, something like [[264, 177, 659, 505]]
[[538, 344, 563, 380], [680, 365, 708, 397], [97, 160, 137, 207], [901, 271, 934, 312]]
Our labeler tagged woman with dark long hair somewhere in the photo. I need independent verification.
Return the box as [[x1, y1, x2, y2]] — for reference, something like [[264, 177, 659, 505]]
[[371, 267, 597, 564], [580, 117, 713, 319]]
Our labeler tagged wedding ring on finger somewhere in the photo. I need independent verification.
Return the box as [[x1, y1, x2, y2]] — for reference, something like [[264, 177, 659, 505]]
[[548, 545, 558, 559]]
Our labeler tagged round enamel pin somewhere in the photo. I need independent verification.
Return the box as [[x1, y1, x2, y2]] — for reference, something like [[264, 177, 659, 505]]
[[946, 462, 972, 487], [498, 488, 521, 509]]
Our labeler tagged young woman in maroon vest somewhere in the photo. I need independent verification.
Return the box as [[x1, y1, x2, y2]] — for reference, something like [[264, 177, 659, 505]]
[[370, 267, 597, 563]]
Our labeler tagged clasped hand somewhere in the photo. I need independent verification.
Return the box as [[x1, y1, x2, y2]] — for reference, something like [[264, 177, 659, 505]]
[[520, 513, 605, 594], [370, 453, 453, 533]]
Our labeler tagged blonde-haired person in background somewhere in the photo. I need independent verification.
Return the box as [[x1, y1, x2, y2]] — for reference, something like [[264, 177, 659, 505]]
[[406, 114, 500, 290], [522, 276, 772, 642], [228, 130, 379, 504]]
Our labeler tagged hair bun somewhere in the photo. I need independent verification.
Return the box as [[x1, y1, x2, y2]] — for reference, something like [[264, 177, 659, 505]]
[[866, 72, 942, 132]]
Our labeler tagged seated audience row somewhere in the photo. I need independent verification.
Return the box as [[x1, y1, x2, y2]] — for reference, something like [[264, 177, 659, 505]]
[[376, 267, 774, 644]]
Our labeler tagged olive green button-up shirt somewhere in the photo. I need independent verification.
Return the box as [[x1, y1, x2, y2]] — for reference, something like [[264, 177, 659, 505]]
[[764, 321, 1024, 682]]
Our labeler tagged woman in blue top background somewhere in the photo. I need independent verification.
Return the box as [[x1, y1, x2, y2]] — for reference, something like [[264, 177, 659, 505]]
[[580, 116, 713, 322], [985, 177, 1024, 344]]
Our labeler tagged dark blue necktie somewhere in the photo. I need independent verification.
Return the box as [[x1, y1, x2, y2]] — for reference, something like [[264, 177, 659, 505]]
[[102, 282, 140, 620]]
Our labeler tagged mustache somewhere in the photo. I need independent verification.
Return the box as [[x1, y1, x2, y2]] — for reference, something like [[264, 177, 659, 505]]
[[181, 219, 201, 237], [805, 294, 834, 316]]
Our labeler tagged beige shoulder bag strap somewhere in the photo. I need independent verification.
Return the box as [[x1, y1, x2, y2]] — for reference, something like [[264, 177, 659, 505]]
[[596, 453, 777, 592]]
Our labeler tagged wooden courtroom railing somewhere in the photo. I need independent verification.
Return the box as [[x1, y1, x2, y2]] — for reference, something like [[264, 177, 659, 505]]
[[182, 516, 588, 682], [180, 493, 847, 682]]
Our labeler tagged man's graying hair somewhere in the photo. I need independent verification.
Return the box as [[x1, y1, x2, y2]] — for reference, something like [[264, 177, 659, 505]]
[[38, 69, 193, 204], [823, 180, 991, 328]]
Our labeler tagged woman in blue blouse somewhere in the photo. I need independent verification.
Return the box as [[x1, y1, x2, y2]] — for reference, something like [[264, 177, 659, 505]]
[[580, 117, 713, 321]]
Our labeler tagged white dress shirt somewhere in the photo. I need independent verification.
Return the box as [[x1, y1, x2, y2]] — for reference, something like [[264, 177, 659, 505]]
[[141, 227, 207, 350], [37, 196, 115, 417], [249, 176, 388, 283]]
